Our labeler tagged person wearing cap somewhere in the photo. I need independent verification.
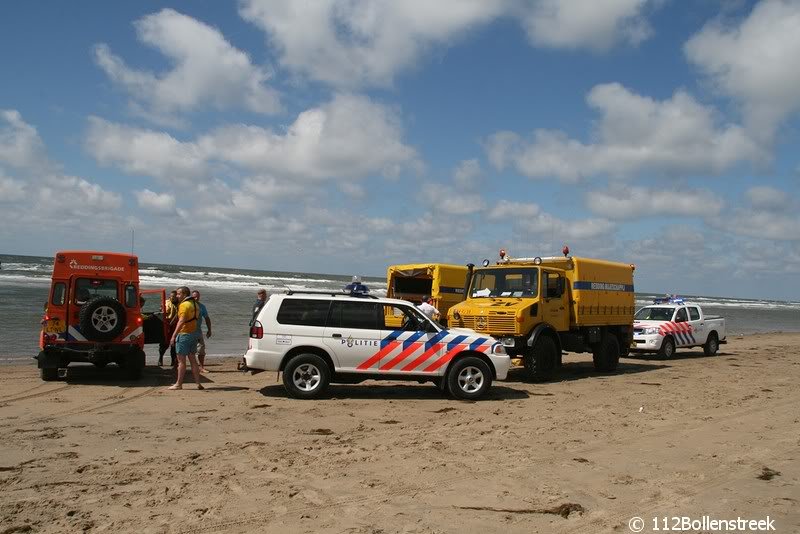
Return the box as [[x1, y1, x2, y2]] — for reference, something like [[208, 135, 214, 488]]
[[344, 275, 369, 294], [417, 295, 439, 321]]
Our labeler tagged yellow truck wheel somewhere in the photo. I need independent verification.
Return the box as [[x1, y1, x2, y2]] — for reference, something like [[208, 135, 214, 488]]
[[524, 336, 557, 382]]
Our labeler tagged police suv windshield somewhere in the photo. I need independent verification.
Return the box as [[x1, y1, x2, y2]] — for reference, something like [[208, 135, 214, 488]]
[[635, 307, 674, 321], [470, 267, 539, 298]]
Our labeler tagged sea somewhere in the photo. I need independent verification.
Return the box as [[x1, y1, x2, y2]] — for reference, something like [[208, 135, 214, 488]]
[[1, 253, 798, 364]]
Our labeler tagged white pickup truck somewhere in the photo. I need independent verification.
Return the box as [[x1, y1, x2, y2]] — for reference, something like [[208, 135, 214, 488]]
[[631, 298, 726, 358]]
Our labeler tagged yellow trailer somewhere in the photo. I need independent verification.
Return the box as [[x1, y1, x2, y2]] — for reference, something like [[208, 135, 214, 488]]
[[448, 252, 635, 380], [386, 263, 468, 325]]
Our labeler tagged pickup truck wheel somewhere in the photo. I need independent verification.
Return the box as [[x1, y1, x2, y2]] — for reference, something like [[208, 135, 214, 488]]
[[593, 334, 620, 372], [446, 356, 492, 400], [283, 354, 330, 399], [40, 367, 59, 381], [524, 336, 557, 382], [658, 336, 676, 359], [703, 333, 719, 356]]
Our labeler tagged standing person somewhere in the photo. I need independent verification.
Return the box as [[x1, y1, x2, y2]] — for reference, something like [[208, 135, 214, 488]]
[[191, 290, 212, 373], [417, 295, 439, 321], [160, 290, 179, 367], [251, 289, 268, 325], [344, 275, 369, 294], [168, 286, 203, 391]]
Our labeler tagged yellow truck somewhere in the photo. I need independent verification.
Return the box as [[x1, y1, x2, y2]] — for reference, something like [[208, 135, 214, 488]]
[[386, 263, 469, 325], [447, 252, 635, 381]]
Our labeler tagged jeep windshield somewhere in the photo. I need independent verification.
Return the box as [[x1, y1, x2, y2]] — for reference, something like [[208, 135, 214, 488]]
[[470, 267, 539, 298]]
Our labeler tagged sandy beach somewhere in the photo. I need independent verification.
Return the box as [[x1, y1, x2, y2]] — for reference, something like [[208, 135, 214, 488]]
[[1, 333, 798, 533]]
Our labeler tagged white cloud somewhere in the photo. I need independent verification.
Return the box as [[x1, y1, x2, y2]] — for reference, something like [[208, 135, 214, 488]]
[[239, 0, 660, 89], [87, 94, 418, 187], [86, 117, 207, 183], [745, 185, 789, 210], [239, 0, 507, 88], [710, 187, 800, 241], [487, 200, 541, 220], [453, 159, 483, 189], [421, 183, 485, 215], [518, 0, 654, 51], [586, 186, 724, 219], [135, 189, 176, 215], [486, 83, 765, 182], [94, 8, 280, 124], [0, 172, 26, 202], [685, 0, 800, 138], [0, 110, 50, 171]]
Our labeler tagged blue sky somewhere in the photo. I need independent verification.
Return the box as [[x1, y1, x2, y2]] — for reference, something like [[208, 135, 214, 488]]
[[2, 1, 800, 300]]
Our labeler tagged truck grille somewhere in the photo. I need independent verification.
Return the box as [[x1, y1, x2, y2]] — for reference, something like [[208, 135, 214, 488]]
[[460, 315, 516, 334]]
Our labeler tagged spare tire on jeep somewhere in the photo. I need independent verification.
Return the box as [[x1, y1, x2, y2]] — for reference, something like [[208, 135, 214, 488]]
[[79, 296, 126, 342]]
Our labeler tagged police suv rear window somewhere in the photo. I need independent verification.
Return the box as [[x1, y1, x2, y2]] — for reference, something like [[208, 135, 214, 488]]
[[328, 301, 380, 330], [276, 299, 330, 327]]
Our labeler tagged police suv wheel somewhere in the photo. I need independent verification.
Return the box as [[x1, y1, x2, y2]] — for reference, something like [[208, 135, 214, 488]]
[[283, 354, 330, 399], [447, 356, 492, 400]]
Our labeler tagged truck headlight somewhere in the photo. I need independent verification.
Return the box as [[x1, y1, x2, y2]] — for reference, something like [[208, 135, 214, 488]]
[[644, 327, 660, 335], [492, 344, 507, 355], [500, 337, 515, 347]]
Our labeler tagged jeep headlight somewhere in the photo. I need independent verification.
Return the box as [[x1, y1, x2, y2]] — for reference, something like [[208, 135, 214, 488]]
[[644, 327, 660, 335], [492, 343, 507, 355]]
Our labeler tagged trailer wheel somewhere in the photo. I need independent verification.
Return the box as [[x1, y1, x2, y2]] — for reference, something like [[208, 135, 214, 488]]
[[703, 332, 719, 356], [524, 336, 557, 382], [658, 336, 676, 359], [593, 334, 620, 372]]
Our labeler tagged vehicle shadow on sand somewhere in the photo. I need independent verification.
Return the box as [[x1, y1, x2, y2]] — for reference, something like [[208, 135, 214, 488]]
[[257, 383, 529, 401], [60, 364, 188, 387], [627, 350, 733, 361], [504, 359, 669, 384]]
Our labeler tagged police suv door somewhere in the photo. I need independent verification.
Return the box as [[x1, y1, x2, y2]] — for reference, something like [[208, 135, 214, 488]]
[[373, 304, 444, 375], [323, 301, 383, 372]]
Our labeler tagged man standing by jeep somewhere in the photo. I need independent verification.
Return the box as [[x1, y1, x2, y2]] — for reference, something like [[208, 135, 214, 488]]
[[168, 286, 203, 390], [160, 290, 179, 367]]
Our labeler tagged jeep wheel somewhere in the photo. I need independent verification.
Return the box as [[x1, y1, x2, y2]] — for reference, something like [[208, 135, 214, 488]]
[[524, 336, 557, 382], [446, 356, 492, 400], [79, 296, 126, 342], [657, 336, 676, 359], [283, 354, 330, 399], [40, 367, 59, 381], [703, 333, 719, 356]]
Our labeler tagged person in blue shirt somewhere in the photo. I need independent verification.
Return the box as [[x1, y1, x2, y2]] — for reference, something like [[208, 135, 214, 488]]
[[191, 290, 212, 373], [344, 275, 369, 294]]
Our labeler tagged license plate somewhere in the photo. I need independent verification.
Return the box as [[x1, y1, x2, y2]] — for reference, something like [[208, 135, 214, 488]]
[[44, 319, 65, 334]]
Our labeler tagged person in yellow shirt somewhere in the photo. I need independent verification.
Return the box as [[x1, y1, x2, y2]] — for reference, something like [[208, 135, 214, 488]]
[[168, 286, 203, 390], [159, 290, 179, 367]]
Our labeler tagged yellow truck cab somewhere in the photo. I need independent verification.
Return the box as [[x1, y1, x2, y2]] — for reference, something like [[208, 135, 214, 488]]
[[447, 250, 635, 381], [386, 263, 468, 326]]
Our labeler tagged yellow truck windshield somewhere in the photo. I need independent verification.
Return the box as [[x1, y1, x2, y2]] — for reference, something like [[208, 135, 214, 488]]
[[470, 267, 539, 298]]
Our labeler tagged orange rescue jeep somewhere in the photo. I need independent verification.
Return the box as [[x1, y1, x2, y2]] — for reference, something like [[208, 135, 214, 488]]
[[37, 251, 168, 381]]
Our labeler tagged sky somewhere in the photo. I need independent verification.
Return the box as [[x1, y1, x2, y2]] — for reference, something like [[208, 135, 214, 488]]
[[1, 0, 800, 301]]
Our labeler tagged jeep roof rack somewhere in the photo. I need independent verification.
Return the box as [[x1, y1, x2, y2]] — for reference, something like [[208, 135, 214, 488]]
[[284, 290, 379, 299]]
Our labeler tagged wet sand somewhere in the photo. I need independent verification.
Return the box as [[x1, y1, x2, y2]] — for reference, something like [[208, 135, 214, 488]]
[[1, 333, 798, 533]]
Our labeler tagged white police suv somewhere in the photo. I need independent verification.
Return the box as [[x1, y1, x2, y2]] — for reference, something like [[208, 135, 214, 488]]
[[243, 291, 510, 399]]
